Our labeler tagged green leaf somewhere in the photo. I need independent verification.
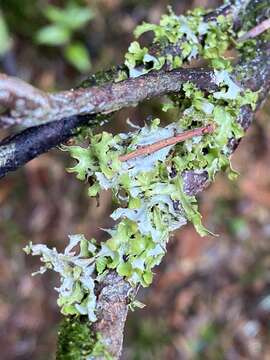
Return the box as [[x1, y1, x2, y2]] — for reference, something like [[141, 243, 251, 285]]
[[117, 262, 132, 277], [0, 11, 12, 56], [88, 182, 100, 197], [96, 257, 108, 274], [36, 25, 70, 46], [142, 270, 153, 286], [64, 43, 91, 73], [44, 4, 94, 31]]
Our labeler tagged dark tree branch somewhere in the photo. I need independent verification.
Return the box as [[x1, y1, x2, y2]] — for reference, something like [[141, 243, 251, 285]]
[[0, 115, 89, 175]]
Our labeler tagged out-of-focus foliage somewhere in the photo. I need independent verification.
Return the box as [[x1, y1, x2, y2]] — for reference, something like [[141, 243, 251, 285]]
[[0, 11, 11, 56], [0, 0, 94, 74], [36, 3, 94, 72]]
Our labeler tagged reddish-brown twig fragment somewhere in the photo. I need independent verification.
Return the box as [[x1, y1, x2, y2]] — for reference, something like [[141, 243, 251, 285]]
[[239, 18, 270, 41], [119, 123, 215, 162]]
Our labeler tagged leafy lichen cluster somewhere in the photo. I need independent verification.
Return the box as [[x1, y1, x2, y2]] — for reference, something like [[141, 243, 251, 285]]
[[25, 5, 258, 332], [124, 7, 234, 77]]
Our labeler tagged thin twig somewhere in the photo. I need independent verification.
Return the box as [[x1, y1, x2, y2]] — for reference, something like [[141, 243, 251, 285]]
[[0, 68, 217, 128], [119, 124, 215, 162], [239, 18, 270, 41]]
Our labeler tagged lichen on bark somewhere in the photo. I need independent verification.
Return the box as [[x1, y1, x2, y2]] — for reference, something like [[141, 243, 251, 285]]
[[20, 0, 270, 359], [56, 272, 132, 360]]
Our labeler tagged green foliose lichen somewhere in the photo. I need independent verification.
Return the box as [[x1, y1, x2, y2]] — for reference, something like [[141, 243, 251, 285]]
[[125, 7, 234, 76], [25, 3, 259, 335]]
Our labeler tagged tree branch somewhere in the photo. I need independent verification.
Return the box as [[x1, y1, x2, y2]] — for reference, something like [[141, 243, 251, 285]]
[[0, 68, 217, 177], [0, 69, 217, 128], [92, 273, 133, 359]]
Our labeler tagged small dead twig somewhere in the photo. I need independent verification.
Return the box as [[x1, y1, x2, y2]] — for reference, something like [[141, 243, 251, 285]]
[[239, 18, 270, 41], [119, 124, 215, 162]]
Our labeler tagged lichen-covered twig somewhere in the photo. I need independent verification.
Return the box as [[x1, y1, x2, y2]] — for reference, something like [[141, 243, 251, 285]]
[[56, 272, 133, 360], [92, 273, 133, 359], [56, 35, 270, 359]]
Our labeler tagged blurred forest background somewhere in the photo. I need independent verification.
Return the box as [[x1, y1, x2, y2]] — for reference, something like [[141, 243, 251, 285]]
[[1, 0, 270, 359]]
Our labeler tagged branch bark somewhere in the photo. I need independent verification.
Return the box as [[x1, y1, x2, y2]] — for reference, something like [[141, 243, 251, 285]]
[[0, 69, 217, 128], [92, 273, 133, 359]]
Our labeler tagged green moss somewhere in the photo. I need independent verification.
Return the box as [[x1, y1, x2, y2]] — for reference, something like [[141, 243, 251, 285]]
[[78, 65, 128, 88], [56, 317, 113, 360], [56, 317, 95, 360]]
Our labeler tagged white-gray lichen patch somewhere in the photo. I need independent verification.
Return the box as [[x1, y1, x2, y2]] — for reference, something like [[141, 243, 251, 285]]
[[0, 143, 15, 168]]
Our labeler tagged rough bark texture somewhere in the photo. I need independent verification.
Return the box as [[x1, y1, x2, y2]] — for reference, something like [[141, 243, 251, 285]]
[[0, 68, 217, 128], [0, 115, 95, 175], [92, 273, 133, 359]]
